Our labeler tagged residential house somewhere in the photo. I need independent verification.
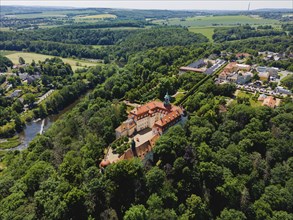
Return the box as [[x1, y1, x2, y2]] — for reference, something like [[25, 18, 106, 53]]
[[227, 73, 238, 83], [275, 86, 292, 95], [267, 68, 279, 78], [19, 73, 40, 84], [9, 89, 22, 98], [262, 96, 276, 108], [258, 72, 270, 81], [218, 71, 228, 81], [236, 64, 251, 72], [258, 94, 267, 101], [236, 72, 253, 84]]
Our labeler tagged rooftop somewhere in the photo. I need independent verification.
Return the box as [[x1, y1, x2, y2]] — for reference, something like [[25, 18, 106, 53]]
[[129, 100, 179, 116]]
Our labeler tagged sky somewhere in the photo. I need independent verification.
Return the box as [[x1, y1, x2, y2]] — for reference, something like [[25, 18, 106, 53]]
[[1, 0, 293, 11]]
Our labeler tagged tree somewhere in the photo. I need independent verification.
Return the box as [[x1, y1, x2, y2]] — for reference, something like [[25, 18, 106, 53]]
[[12, 99, 24, 113], [0, 55, 13, 72], [146, 167, 166, 193], [216, 208, 247, 220], [181, 194, 210, 220], [281, 74, 293, 90], [253, 200, 272, 220], [19, 56, 25, 65], [124, 205, 147, 220], [23, 93, 36, 108]]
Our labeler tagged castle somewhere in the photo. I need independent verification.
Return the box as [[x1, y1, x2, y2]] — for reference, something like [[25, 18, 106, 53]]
[[115, 93, 184, 139], [100, 94, 184, 169]]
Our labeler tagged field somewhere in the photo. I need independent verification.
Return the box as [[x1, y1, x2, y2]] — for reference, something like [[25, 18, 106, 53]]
[[152, 15, 279, 27], [0, 27, 11, 31], [188, 27, 215, 41], [1, 51, 103, 71], [2, 9, 100, 19], [76, 14, 117, 19]]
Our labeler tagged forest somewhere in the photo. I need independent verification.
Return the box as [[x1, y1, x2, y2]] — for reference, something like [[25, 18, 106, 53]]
[[0, 76, 292, 219], [0, 8, 293, 220], [212, 25, 287, 42], [0, 27, 207, 60]]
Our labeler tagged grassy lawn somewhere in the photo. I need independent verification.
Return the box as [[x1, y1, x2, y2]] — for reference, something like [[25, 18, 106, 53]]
[[0, 50, 16, 56], [188, 27, 215, 41], [235, 90, 262, 107], [172, 92, 185, 104], [152, 15, 279, 27], [2, 51, 103, 71], [177, 88, 186, 93], [0, 135, 20, 150]]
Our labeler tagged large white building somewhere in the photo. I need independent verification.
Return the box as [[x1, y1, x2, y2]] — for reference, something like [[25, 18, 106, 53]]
[[115, 93, 183, 139]]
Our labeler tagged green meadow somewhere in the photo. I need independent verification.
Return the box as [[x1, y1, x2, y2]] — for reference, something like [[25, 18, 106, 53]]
[[1, 51, 103, 71], [188, 27, 216, 41]]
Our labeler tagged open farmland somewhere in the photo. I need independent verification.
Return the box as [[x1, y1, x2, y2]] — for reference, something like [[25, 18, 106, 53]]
[[152, 15, 280, 27], [1, 51, 103, 71], [76, 13, 117, 19], [188, 27, 216, 41], [2, 9, 100, 19]]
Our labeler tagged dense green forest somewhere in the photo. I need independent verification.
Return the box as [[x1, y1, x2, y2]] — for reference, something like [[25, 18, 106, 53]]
[[0, 8, 293, 220], [0, 27, 207, 60], [0, 28, 138, 45], [213, 25, 287, 42], [1, 76, 292, 219]]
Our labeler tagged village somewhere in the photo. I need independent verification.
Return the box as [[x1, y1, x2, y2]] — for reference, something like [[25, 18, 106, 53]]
[[179, 51, 292, 108]]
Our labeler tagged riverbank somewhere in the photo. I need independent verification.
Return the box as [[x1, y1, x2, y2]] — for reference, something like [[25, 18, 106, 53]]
[[0, 91, 89, 152], [0, 136, 20, 150]]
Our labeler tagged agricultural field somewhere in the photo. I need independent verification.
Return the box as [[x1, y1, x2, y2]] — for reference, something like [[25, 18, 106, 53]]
[[76, 13, 117, 20], [1, 51, 103, 71], [0, 27, 11, 31], [2, 9, 100, 19], [152, 15, 280, 27], [188, 26, 216, 41], [3, 12, 67, 19]]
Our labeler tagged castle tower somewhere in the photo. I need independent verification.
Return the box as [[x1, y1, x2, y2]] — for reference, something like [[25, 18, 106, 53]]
[[164, 92, 171, 107]]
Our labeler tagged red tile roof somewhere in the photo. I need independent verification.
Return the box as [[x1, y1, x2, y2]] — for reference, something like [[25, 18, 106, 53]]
[[262, 96, 276, 108], [154, 110, 181, 128], [129, 101, 179, 117]]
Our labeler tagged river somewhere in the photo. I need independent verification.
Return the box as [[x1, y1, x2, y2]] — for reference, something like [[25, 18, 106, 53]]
[[9, 95, 85, 151]]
